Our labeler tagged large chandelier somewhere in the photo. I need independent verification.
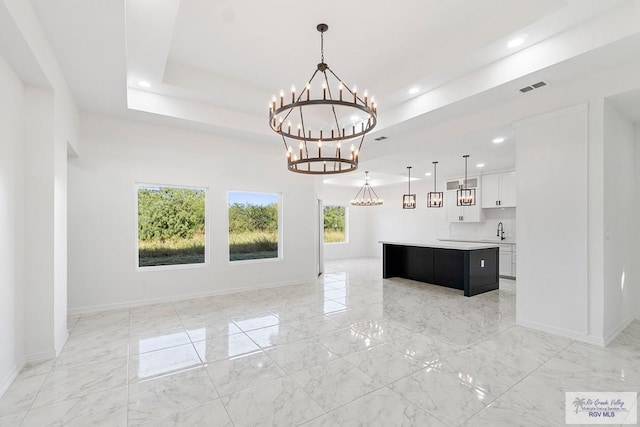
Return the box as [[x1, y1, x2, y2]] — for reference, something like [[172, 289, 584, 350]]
[[350, 171, 383, 206], [268, 24, 378, 174]]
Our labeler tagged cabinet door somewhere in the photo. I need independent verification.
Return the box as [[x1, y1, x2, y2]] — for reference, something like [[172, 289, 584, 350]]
[[499, 171, 517, 207], [481, 173, 501, 208], [446, 191, 463, 222], [462, 204, 483, 222], [498, 248, 512, 276]]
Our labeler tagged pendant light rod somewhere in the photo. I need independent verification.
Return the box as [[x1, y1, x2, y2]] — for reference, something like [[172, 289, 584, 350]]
[[433, 161, 438, 192], [463, 154, 469, 189], [407, 166, 412, 193]]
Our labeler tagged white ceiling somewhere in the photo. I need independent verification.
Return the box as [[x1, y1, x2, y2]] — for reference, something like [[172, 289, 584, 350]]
[[29, 0, 640, 186]]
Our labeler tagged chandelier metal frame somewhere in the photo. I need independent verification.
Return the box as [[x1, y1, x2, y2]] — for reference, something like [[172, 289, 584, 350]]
[[268, 23, 378, 174], [403, 166, 416, 209], [427, 161, 443, 208], [457, 155, 476, 206], [350, 171, 383, 206]]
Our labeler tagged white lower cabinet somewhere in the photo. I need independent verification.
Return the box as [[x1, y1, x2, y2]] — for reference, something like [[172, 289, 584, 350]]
[[498, 244, 516, 278]]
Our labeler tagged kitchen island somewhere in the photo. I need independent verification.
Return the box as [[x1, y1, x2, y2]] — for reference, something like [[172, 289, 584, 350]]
[[380, 241, 499, 297]]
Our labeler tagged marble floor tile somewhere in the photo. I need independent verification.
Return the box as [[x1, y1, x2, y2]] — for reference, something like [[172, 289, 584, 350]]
[[291, 358, 382, 412], [205, 350, 285, 396], [129, 311, 184, 336], [10, 259, 640, 426], [0, 373, 47, 417], [388, 331, 458, 366], [15, 359, 54, 381], [231, 312, 281, 332], [299, 414, 341, 427], [388, 351, 524, 427], [57, 328, 129, 366], [245, 323, 309, 348], [344, 343, 425, 385], [138, 399, 232, 427], [21, 386, 128, 427], [330, 386, 447, 427], [266, 338, 337, 374], [129, 343, 202, 382], [222, 376, 324, 426], [31, 357, 127, 409], [130, 327, 192, 355], [73, 309, 130, 332], [0, 410, 27, 426], [127, 367, 218, 425], [184, 318, 242, 342], [315, 327, 381, 357], [193, 332, 260, 362]]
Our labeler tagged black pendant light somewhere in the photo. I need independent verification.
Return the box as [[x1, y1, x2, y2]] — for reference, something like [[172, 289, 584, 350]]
[[427, 161, 443, 208], [457, 155, 476, 206], [402, 166, 416, 209]]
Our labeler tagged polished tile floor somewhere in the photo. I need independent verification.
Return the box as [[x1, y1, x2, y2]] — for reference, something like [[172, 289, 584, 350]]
[[1, 258, 639, 426]]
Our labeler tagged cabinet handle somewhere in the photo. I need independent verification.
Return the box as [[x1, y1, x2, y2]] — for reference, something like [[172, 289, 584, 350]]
[[495, 201, 498, 206], [498, 200, 501, 206]]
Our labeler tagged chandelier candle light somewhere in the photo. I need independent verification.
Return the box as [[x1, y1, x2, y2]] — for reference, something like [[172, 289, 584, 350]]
[[268, 24, 378, 174], [427, 161, 443, 207], [350, 171, 383, 206], [403, 166, 416, 209], [457, 155, 476, 206]]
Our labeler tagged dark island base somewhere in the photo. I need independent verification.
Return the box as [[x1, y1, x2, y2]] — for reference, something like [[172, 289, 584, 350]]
[[382, 244, 499, 297]]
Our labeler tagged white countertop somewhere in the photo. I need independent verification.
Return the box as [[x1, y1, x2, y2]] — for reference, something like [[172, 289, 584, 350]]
[[438, 238, 516, 246], [379, 240, 500, 250]]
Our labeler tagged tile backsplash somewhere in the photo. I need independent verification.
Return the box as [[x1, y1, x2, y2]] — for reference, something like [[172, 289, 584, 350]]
[[449, 208, 516, 241]]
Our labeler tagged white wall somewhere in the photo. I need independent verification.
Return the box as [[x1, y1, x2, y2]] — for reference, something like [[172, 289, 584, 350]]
[[68, 113, 318, 312], [602, 101, 637, 341], [636, 124, 640, 321], [0, 54, 25, 396], [1, 0, 79, 367], [322, 186, 371, 260], [515, 104, 590, 341]]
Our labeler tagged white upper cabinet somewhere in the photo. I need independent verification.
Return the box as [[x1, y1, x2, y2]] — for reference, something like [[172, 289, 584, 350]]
[[445, 189, 484, 223], [481, 171, 516, 208]]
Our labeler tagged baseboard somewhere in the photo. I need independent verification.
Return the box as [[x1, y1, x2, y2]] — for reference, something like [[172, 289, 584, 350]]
[[603, 315, 638, 347], [68, 277, 316, 316], [516, 318, 605, 346], [0, 358, 25, 398]]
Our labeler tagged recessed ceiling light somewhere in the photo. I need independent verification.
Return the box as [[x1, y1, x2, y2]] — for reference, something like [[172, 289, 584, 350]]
[[350, 115, 360, 122], [408, 87, 420, 95], [424, 172, 432, 177], [492, 137, 505, 144], [507, 37, 524, 48], [138, 80, 151, 88], [476, 163, 485, 168]]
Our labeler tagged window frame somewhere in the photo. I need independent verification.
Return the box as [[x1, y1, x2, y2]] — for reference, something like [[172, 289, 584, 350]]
[[227, 190, 283, 264], [135, 182, 209, 272], [323, 204, 349, 245]]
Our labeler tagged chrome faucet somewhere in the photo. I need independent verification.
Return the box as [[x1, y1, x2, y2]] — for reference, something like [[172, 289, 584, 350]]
[[497, 222, 505, 241]]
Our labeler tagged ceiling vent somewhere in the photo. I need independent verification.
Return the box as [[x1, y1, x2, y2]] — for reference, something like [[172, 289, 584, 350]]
[[374, 136, 388, 141], [519, 81, 547, 93]]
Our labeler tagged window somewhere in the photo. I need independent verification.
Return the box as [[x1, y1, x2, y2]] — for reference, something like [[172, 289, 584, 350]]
[[323, 205, 347, 243], [228, 192, 280, 261], [137, 185, 206, 268]]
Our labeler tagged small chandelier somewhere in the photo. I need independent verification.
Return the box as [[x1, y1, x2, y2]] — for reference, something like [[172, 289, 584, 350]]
[[457, 155, 476, 206], [403, 166, 416, 209], [268, 24, 378, 174], [350, 171, 383, 206], [427, 161, 443, 208]]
